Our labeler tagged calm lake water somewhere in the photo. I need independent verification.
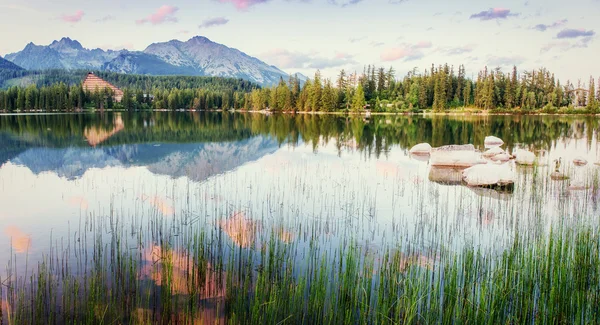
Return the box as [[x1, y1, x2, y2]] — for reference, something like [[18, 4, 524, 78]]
[[1, 112, 600, 277]]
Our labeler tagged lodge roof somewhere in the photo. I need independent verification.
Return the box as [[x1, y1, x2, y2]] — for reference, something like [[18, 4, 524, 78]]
[[82, 73, 124, 96]]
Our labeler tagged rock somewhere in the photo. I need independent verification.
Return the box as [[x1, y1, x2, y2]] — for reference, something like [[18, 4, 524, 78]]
[[462, 164, 515, 188], [430, 144, 487, 167], [428, 167, 465, 185], [490, 153, 511, 162], [484, 136, 504, 147], [483, 147, 505, 158], [550, 171, 569, 181], [410, 154, 431, 162], [409, 143, 432, 155], [515, 150, 536, 166], [573, 157, 588, 166], [467, 187, 513, 201]]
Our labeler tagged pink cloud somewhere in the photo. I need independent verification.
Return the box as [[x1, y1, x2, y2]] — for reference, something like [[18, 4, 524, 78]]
[[61, 10, 84, 23], [381, 48, 412, 61], [136, 5, 179, 25], [380, 41, 432, 62], [414, 41, 432, 49], [219, 0, 269, 10]]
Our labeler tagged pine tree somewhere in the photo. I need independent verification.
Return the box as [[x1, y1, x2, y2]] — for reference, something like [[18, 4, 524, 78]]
[[321, 79, 336, 112], [351, 84, 366, 112], [463, 81, 472, 106], [588, 76, 596, 110], [311, 70, 322, 111], [377, 67, 386, 94]]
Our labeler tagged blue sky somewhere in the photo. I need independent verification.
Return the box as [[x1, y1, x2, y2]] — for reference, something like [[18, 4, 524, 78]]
[[0, 0, 597, 83]]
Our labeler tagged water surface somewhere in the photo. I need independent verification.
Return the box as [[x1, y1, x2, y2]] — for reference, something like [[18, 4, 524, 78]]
[[1, 112, 599, 276]]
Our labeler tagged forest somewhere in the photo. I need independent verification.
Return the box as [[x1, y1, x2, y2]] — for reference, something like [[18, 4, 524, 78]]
[[246, 65, 600, 113], [0, 65, 598, 113]]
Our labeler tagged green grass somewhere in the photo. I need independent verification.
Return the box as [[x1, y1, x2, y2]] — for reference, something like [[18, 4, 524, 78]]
[[2, 165, 600, 324]]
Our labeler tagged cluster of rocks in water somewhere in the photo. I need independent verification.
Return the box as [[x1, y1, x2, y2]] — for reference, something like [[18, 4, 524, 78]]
[[409, 136, 596, 193]]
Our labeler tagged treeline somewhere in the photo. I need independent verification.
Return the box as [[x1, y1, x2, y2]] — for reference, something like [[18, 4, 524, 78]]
[[245, 65, 600, 112], [0, 83, 254, 111], [0, 70, 261, 111], [2, 65, 600, 112]]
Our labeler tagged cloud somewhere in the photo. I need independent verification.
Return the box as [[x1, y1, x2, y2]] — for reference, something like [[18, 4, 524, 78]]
[[349, 37, 366, 43], [413, 41, 432, 49], [370, 41, 385, 47], [199, 17, 229, 28], [61, 10, 84, 23], [136, 5, 178, 25], [380, 41, 432, 62], [487, 55, 526, 67], [94, 15, 115, 23], [470, 8, 517, 21], [389, 0, 408, 3], [443, 44, 476, 55], [259, 49, 356, 70], [218, 0, 269, 10], [541, 36, 594, 53], [329, 0, 363, 7], [556, 28, 595, 39], [532, 19, 567, 31]]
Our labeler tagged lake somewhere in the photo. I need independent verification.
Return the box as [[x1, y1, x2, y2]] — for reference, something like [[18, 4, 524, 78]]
[[1, 112, 600, 323]]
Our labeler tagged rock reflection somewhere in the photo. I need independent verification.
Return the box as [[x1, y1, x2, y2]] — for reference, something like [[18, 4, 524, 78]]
[[218, 212, 260, 248], [277, 226, 295, 244], [4, 226, 31, 253], [139, 245, 225, 299], [68, 196, 89, 210], [140, 195, 175, 216]]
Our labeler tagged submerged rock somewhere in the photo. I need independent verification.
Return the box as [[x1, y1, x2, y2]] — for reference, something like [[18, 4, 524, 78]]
[[409, 143, 432, 155], [515, 150, 536, 166], [550, 171, 569, 181], [462, 164, 515, 188], [430, 144, 487, 167], [428, 167, 465, 185], [484, 136, 504, 147], [467, 186, 513, 201], [573, 157, 588, 166]]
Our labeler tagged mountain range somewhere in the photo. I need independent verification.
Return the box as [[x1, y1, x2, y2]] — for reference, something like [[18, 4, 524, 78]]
[[4, 37, 300, 86], [0, 56, 23, 71]]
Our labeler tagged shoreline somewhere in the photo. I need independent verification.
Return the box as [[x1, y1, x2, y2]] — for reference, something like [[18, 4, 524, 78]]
[[1, 108, 600, 117]]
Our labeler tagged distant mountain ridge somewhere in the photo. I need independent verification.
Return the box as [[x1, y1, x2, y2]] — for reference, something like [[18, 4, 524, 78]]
[[4, 36, 302, 86], [0, 56, 23, 71]]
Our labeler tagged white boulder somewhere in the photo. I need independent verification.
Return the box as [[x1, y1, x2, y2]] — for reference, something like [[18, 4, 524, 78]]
[[484, 136, 504, 147], [490, 153, 511, 162], [515, 150, 536, 166], [462, 164, 515, 187], [409, 143, 432, 155], [430, 144, 487, 167], [483, 147, 505, 158]]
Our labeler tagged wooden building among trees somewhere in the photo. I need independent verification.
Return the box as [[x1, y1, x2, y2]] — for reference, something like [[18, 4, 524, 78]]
[[82, 72, 123, 102]]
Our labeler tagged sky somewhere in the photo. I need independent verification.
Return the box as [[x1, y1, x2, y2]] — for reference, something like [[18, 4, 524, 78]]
[[0, 0, 598, 83]]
